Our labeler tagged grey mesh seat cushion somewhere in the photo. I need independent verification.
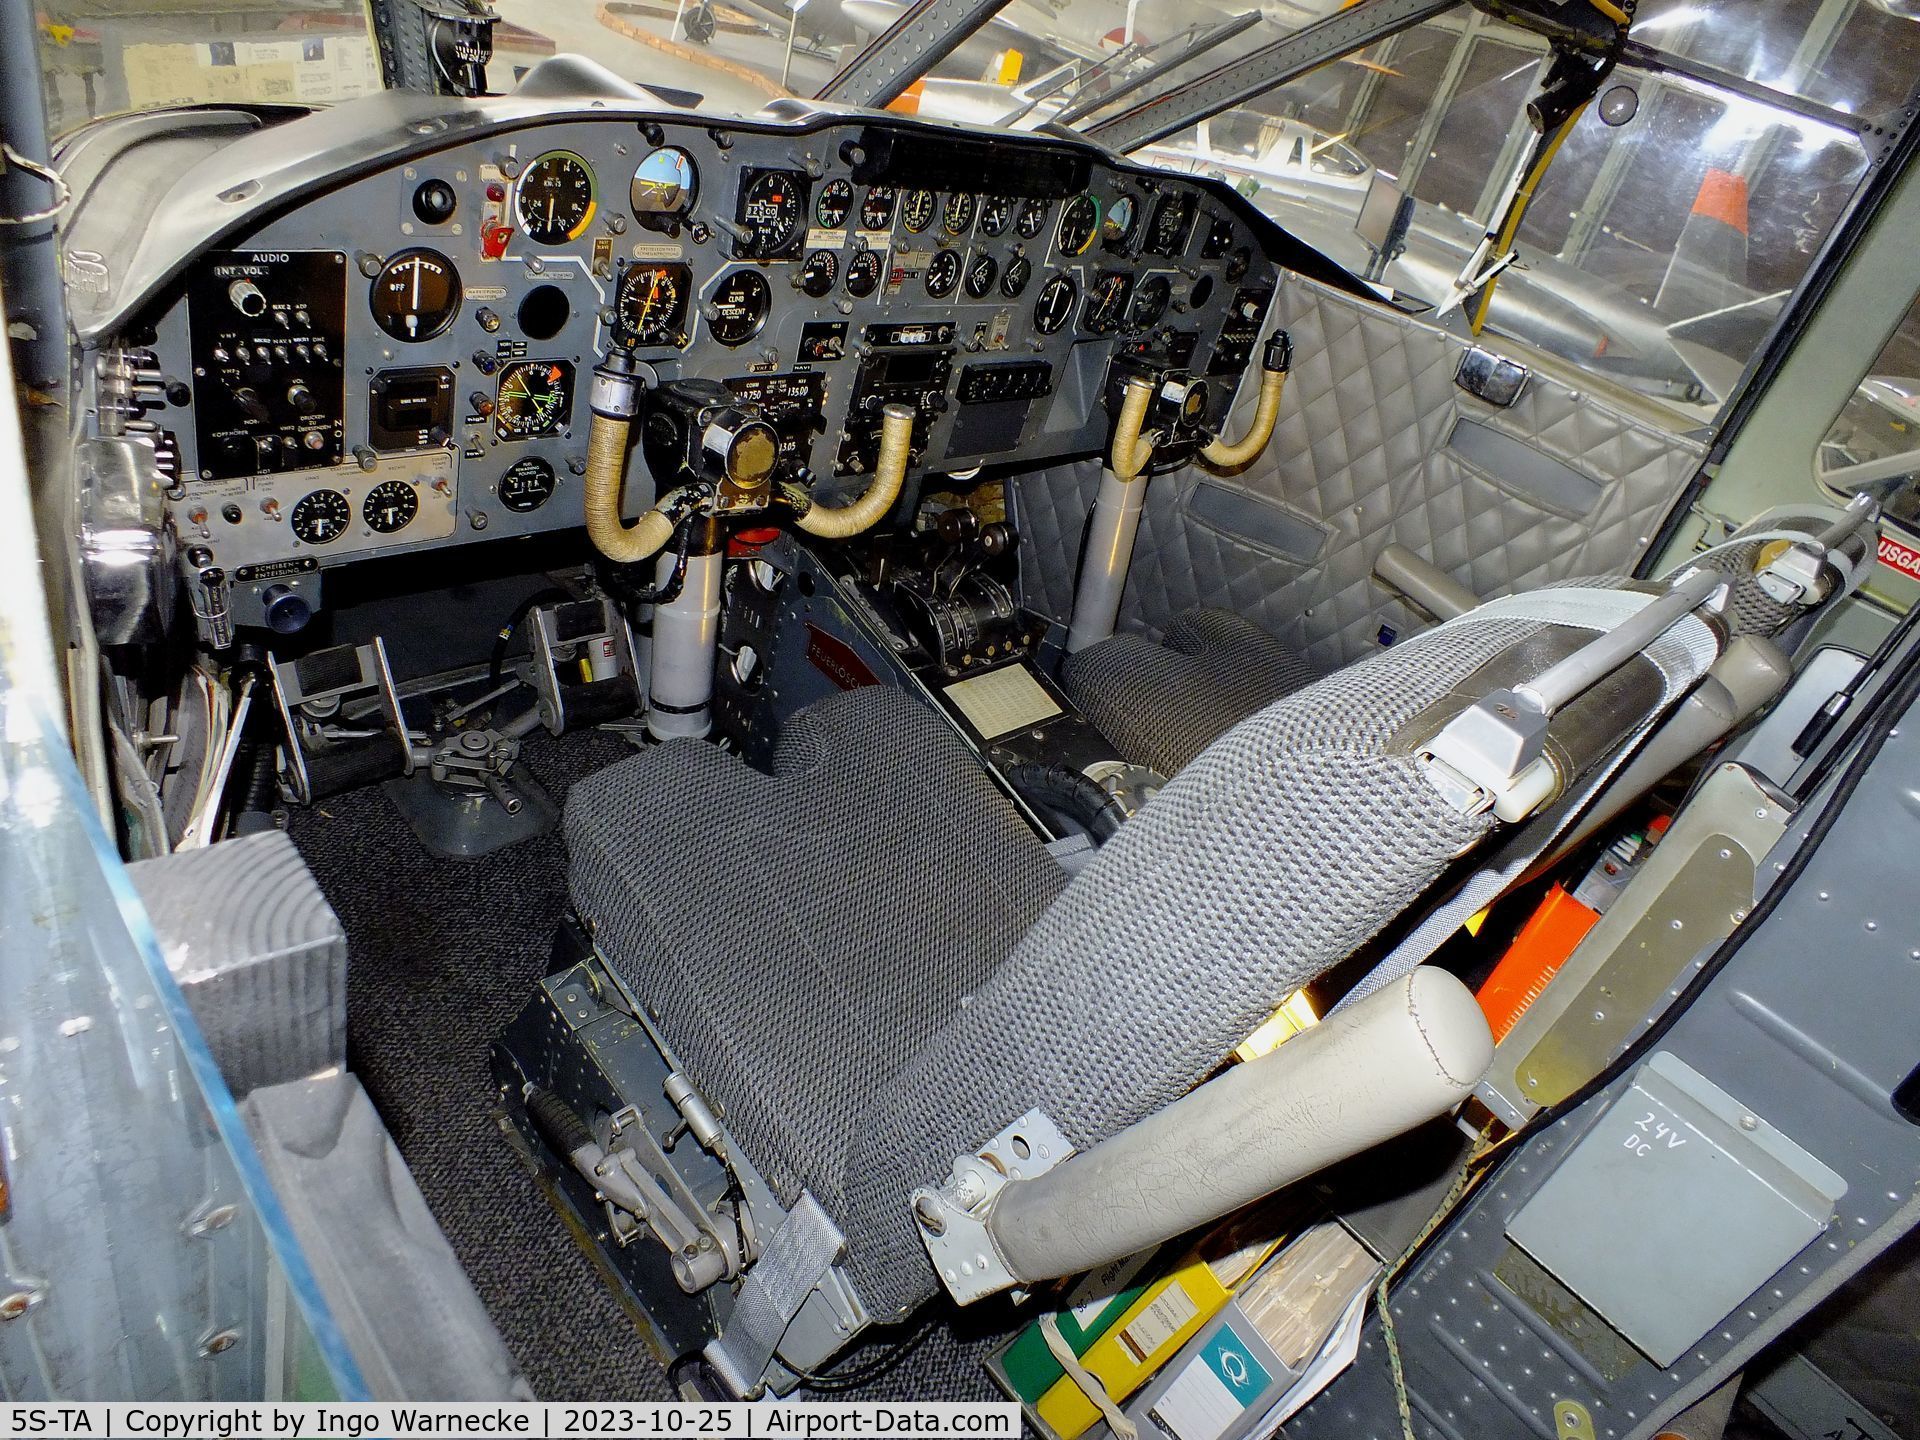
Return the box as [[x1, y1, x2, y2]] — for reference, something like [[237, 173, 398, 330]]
[[1062, 607, 1322, 775], [570, 592, 1709, 1325], [565, 685, 1068, 1226]]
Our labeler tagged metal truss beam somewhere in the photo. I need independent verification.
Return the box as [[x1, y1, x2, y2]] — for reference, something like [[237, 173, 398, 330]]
[[814, 0, 1017, 110], [1087, 0, 1458, 154]]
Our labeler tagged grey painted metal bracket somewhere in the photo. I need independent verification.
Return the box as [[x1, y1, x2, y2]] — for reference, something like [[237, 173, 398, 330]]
[[910, 1110, 1074, 1305]]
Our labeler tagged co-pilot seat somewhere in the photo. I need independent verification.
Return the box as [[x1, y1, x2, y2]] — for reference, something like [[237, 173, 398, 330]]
[[506, 568, 1731, 1397], [1062, 502, 1879, 777]]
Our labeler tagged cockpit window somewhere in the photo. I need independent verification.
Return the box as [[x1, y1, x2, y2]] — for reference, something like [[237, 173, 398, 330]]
[[33, 3, 380, 135], [1130, 8, 1878, 428], [1819, 297, 1920, 535]]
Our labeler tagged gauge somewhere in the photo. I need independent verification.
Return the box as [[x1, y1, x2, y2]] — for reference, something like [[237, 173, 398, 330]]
[[1103, 195, 1137, 251], [902, 188, 936, 233], [815, 178, 853, 229], [363, 479, 418, 534], [736, 170, 808, 258], [1146, 192, 1196, 256], [860, 186, 897, 230], [708, 269, 771, 345], [1084, 272, 1133, 334], [845, 248, 885, 298], [942, 192, 977, 236], [1000, 254, 1032, 298], [615, 262, 691, 348], [1190, 274, 1215, 309], [494, 360, 575, 439], [499, 455, 558, 513], [516, 151, 597, 246], [977, 194, 1013, 237], [1129, 273, 1171, 329], [1034, 273, 1076, 335], [369, 248, 462, 342], [1225, 246, 1252, 282], [1016, 198, 1050, 238], [964, 252, 998, 300], [631, 147, 697, 230], [290, 489, 351, 545], [1056, 195, 1099, 256], [1202, 216, 1235, 259], [925, 248, 962, 299], [800, 249, 839, 298]]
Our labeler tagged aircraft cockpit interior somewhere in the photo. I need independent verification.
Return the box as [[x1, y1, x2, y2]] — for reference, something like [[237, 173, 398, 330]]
[[8, 0, 1920, 1435]]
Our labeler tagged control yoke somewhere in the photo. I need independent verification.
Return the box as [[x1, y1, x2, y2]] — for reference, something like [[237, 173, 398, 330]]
[[1066, 331, 1291, 653], [580, 351, 912, 567]]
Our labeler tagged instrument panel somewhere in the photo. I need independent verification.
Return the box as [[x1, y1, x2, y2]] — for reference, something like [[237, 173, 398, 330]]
[[122, 107, 1281, 630]]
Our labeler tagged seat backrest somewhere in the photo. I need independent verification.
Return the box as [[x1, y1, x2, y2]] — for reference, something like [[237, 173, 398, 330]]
[[842, 582, 1721, 1316], [1690, 504, 1875, 638]]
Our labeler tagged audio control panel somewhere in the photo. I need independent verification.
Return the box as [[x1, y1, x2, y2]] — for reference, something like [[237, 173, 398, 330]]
[[186, 251, 348, 480]]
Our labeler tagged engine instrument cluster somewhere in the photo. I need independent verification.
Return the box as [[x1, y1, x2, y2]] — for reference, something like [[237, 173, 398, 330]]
[[109, 103, 1282, 634]]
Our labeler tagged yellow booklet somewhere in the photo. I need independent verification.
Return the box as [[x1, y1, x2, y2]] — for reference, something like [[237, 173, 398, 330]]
[[1031, 1203, 1295, 1439]]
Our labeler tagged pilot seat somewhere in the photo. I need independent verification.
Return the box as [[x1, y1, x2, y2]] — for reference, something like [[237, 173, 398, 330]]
[[496, 566, 1732, 1398], [1059, 502, 1877, 776]]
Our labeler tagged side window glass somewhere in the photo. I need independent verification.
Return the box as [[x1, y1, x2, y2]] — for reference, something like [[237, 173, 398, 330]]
[[1130, 10, 1874, 432], [1819, 297, 1920, 535]]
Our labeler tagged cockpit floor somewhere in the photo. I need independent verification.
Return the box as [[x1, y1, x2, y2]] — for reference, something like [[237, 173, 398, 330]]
[[287, 724, 1013, 1401]]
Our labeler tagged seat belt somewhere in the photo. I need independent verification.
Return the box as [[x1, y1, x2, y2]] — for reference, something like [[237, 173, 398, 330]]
[[1333, 585, 1721, 1012], [703, 1193, 845, 1396]]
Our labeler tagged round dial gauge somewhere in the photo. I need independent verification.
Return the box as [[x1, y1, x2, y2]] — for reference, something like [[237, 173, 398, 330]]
[[1034, 273, 1077, 335], [708, 270, 771, 345], [516, 151, 597, 246], [631, 147, 697, 229], [370, 248, 461, 342], [1084, 272, 1133, 334], [499, 456, 558, 513], [1016, 197, 1050, 238], [363, 480, 418, 533], [495, 360, 574, 439], [861, 185, 897, 230], [1147, 193, 1195, 255], [800, 249, 839, 298], [845, 248, 885, 298], [1056, 194, 1099, 256], [925, 248, 962, 299], [902, 188, 936, 233], [291, 489, 351, 545], [1103, 194, 1137, 250], [978, 194, 1013, 237], [815, 178, 853, 229], [942, 191, 977, 236], [1129, 273, 1171, 329], [964, 252, 998, 300], [616, 262, 691, 347], [1000, 253, 1033, 298], [738, 170, 806, 256], [1225, 246, 1252, 282], [1190, 274, 1215, 309]]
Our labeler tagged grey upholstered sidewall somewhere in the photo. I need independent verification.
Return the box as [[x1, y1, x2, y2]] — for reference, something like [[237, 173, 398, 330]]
[[1011, 274, 1707, 669]]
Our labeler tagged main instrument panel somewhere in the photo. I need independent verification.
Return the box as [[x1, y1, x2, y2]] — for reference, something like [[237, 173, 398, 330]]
[[111, 104, 1281, 630]]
